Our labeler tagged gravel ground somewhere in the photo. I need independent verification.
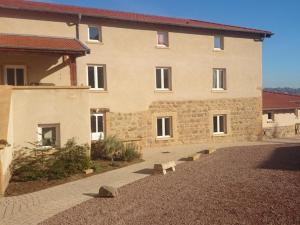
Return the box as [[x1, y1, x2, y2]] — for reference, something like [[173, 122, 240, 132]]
[[40, 144, 300, 225]]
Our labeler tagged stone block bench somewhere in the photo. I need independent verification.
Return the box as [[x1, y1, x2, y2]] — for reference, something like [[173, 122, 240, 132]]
[[153, 161, 176, 175]]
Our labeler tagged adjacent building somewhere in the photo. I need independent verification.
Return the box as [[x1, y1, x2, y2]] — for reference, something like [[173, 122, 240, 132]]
[[263, 91, 300, 138]]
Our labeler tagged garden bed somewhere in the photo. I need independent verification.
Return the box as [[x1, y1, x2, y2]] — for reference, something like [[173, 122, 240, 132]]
[[5, 159, 143, 196]]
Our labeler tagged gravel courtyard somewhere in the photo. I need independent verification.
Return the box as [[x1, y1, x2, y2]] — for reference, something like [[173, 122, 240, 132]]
[[40, 144, 300, 225]]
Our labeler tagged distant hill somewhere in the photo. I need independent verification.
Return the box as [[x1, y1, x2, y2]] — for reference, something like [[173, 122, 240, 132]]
[[264, 87, 300, 95]]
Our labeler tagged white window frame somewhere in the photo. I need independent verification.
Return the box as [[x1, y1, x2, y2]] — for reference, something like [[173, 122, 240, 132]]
[[155, 67, 172, 91], [213, 69, 226, 90], [4, 65, 27, 86], [37, 124, 60, 148], [157, 117, 172, 138], [214, 36, 224, 50], [88, 25, 102, 42], [91, 113, 105, 141], [87, 65, 106, 90], [213, 115, 226, 135], [157, 31, 169, 47]]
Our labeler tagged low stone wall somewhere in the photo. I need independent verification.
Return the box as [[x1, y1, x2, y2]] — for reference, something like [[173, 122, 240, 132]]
[[263, 125, 296, 138], [107, 97, 262, 148], [0, 146, 13, 195]]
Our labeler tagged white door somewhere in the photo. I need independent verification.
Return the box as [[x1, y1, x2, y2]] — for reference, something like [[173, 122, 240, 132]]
[[91, 113, 104, 141]]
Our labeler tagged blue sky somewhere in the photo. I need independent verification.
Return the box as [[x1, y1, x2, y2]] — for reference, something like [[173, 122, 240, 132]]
[[38, 0, 300, 88]]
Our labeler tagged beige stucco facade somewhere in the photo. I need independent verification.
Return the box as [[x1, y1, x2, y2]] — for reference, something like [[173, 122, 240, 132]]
[[0, 7, 268, 193]]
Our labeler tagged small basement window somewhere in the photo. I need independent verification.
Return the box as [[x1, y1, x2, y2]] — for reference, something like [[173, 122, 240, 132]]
[[213, 115, 227, 134], [88, 26, 102, 42], [157, 117, 172, 138], [37, 124, 60, 148]]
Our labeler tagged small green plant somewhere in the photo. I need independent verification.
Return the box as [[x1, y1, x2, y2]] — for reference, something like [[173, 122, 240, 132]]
[[120, 144, 142, 162]]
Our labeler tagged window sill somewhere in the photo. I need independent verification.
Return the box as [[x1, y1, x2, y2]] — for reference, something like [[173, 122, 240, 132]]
[[156, 136, 173, 141], [156, 45, 169, 49], [155, 89, 173, 93], [267, 120, 275, 123], [212, 89, 227, 93], [89, 89, 108, 93], [86, 41, 103, 45], [213, 132, 227, 137], [213, 48, 224, 52]]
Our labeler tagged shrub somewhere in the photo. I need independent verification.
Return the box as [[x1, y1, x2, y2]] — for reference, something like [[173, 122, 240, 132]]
[[48, 139, 91, 180], [92, 136, 142, 162], [120, 144, 142, 162], [11, 138, 92, 181]]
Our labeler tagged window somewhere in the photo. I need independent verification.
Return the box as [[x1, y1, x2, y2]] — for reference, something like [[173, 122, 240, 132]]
[[91, 113, 104, 141], [214, 36, 224, 50], [157, 31, 169, 47], [213, 69, 226, 90], [4, 65, 26, 86], [87, 65, 106, 90], [213, 115, 227, 134], [157, 117, 172, 138], [37, 124, 60, 148], [88, 26, 101, 42], [267, 112, 274, 122], [156, 67, 171, 90]]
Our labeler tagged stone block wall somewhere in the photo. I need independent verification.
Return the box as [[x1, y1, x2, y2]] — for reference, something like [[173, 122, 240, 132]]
[[106, 97, 262, 148], [263, 125, 296, 138]]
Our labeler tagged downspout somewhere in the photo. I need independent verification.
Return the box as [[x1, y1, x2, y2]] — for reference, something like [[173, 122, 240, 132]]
[[76, 13, 82, 39]]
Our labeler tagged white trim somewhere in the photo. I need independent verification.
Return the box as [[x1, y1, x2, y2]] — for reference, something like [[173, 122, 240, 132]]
[[88, 25, 101, 42], [156, 117, 172, 138], [37, 123, 60, 148], [157, 31, 169, 47], [4, 65, 27, 86], [214, 36, 224, 50], [213, 115, 226, 134], [91, 113, 104, 141], [86, 64, 106, 90], [155, 67, 171, 91], [213, 68, 226, 90]]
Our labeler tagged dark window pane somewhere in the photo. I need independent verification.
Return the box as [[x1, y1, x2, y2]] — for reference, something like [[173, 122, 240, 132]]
[[88, 67, 95, 88], [219, 70, 224, 89], [219, 116, 225, 132], [98, 116, 104, 132], [213, 116, 218, 133], [89, 27, 100, 41], [16, 69, 25, 86], [6, 68, 15, 85], [157, 118, 163, 136], [42, 127, 56, 146], [268, 113, 272, 120], [156, 69, 162, 89], [165, 118, 171, 136], [97, 67, 104, 89], [91, 115, 96, 133], [163, 69, 169, 89]]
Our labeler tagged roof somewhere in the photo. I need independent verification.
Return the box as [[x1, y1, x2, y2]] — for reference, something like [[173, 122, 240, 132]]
[[0, 33, 90, 55], [263, 91, 300, 110], [0, 0, 273, 38]]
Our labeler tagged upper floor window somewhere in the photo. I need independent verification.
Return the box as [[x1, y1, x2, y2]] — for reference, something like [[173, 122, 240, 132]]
[[267, 112, 274, 122], [88, 26, 102, 42], [87, 65, 106, 90], [156, 67, 172, 91], [213, 69, 226, 90], [157, 117, 172, 138], [157, 31, 169, 47], [214, 36, 224, 50], [4, 65, 26, 86], [213, 115, 227, 134]]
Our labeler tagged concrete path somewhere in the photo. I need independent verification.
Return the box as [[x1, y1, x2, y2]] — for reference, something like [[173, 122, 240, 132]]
[[1, 139, 299, 225]]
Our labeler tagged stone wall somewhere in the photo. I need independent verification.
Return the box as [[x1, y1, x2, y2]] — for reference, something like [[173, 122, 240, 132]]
[[107, 97, 262, 148], [263, 125, 296, 138]]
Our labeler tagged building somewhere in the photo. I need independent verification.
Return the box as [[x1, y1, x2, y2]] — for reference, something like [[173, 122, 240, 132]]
[[263, 91, 300, 138], [0, 0, 272, 193]]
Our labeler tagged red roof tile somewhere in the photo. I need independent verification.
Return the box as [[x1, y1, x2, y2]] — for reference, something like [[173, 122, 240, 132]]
[[0, 33, 89, 55], [0, 0, 273, 37], [263, 91, 300, 110]]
